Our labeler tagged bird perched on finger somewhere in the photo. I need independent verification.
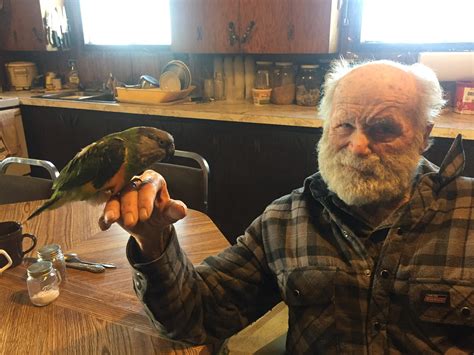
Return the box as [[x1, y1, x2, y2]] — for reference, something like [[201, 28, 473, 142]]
[[27, 126, 175, 220]]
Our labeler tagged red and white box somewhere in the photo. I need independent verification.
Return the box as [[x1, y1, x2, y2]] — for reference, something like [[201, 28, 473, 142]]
[[454, 81, 474, 115]]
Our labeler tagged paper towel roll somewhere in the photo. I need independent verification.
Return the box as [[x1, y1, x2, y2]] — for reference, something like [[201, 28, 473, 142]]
[[418, 52, 474, 81]]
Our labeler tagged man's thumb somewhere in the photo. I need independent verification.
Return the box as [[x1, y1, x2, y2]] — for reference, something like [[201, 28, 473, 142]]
[[161, 199, 187, 224]]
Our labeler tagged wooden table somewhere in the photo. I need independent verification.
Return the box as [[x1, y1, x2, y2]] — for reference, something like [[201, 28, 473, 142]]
[[0, 200, 230, 354]]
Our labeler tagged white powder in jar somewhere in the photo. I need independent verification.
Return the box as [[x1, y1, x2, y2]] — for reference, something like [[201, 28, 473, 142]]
[[30, 289, 60, 306]]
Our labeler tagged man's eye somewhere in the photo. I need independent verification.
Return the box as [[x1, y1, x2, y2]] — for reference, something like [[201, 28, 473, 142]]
[[368, 123, 401, 140], [337, 123, 354, 130]]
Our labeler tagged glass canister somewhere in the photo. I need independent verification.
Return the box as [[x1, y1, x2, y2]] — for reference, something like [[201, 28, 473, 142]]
[[271, 62, 296, 105], [255, 61, 273, 89], [296, 64, 321, 106], [37, 244, 67, 283], [27, 261, 60, 306]]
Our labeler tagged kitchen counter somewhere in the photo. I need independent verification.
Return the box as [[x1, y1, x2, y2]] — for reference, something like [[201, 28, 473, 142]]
[[3, 90, 473, 140]]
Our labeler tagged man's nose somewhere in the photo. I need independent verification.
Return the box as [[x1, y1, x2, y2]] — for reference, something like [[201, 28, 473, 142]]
[[348, 131, 371, 156]]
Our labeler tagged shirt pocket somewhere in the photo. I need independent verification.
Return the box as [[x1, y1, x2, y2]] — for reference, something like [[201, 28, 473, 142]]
[[278, 266, 336, 305], [408, 278, 474, 327], [277, 266, 338, 352]]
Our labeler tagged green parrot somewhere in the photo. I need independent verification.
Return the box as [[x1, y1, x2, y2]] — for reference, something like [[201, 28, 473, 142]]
[[27, 126, 175, 220]]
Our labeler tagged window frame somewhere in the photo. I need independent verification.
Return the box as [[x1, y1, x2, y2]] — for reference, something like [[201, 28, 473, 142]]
[[342, 0, 474, 53]]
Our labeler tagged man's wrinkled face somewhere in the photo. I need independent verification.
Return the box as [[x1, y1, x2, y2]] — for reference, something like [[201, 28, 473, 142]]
[[318, 64, 428, 206]]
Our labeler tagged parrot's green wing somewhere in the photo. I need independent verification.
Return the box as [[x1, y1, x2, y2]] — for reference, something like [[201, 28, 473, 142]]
[[53, 137, 126, 192]]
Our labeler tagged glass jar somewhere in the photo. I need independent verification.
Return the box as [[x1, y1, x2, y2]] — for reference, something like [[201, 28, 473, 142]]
[[27, 261, 60, 306], [37, 244, 67, 283], [255, 61, 273, 89], [296, 64, 321, 106], [271, 62, 295, 105]]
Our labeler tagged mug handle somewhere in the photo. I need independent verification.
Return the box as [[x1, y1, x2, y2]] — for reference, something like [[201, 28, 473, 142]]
[[21, 233, 37, 255], [0, 249, 13, 274]]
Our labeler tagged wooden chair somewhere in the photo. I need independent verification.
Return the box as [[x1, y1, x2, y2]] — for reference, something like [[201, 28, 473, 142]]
[[149, 150, 209, 213], [0, 157, 59, 205]]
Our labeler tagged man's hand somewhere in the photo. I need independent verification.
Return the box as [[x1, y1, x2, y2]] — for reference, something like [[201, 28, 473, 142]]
[[99, 170, 187, 258]]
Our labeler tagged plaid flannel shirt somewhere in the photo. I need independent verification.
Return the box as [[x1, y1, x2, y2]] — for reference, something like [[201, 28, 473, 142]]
[[128, 135, 474, 354]]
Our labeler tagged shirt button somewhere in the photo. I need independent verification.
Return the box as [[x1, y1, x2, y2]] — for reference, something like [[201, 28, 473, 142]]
[[373, 321, 382, 332], [364, 269, 371, 277], [461, 307, 471, 317], [380, 269, 390, 279]]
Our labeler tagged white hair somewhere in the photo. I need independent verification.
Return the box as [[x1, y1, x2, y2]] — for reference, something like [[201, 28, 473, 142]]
[[318, 59, 446, 130]]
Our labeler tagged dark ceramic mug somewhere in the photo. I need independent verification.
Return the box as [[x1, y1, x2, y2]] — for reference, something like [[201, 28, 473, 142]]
[[0, 221, 37, 272]]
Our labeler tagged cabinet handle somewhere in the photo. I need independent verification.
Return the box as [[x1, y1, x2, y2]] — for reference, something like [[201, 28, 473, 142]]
[[228, 21, 240, 46], [240, 20, 255, 44], [32, 27, 43, 43], [196, 26, 203, 41], [287, 24, 294, 41]]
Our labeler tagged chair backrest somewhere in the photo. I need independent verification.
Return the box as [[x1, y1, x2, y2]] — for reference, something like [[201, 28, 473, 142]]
[[0, 157, 59, 205], [149, 150, 209, 213]]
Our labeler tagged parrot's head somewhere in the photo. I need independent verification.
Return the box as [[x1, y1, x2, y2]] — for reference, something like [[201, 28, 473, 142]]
[[134, 126, 175, 165]]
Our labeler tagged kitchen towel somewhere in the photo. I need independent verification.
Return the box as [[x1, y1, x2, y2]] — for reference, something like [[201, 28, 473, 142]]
[[0, 109, 21, 160], [418, 52, 474, 81]]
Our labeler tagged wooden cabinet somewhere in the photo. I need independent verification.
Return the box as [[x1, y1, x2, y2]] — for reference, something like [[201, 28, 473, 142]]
[[171, 0, 340, 54], [20, 106, 321, 243], [19, 106, 474, 243], [171, 0, 239, 53], [0, 0, 71, 51]]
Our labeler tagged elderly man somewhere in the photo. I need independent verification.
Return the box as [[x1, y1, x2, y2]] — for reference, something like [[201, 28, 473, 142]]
[[100, 60, 473, 353]]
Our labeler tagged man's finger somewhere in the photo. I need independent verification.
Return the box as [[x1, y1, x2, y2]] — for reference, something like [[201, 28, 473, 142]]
[[121, 184, 140, 228], [138, 179, 159, 221]]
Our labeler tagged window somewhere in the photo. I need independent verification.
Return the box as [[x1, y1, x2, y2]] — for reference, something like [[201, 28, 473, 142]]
[[359, 0, 473, 45], [79, 0, 171, 46]]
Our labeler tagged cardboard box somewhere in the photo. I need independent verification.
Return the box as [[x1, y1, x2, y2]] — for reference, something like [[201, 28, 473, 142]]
[[454, 81, 474, 115]]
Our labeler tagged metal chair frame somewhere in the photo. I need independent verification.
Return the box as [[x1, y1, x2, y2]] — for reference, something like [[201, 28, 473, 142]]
[[0, 157, 59, 180], [0, 157, 59, 205], [150, 150, 210, 213]]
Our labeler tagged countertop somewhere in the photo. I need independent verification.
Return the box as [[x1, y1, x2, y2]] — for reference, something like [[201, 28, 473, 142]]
[[2, 90, 473, 140]]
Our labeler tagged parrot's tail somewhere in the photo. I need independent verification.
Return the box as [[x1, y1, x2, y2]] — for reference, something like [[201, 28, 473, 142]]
[[26, 196, 60, 221]]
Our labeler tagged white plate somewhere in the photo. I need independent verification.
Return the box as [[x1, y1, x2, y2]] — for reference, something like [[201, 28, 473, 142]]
[[159, 71, 181, 91]]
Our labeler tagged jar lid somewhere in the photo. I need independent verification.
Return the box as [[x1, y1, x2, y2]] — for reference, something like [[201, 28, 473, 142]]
[[27, 261, 53, 278], [37, 244, 62, 259], [300, 64, 319, 69], [275, 62, 293, 67]]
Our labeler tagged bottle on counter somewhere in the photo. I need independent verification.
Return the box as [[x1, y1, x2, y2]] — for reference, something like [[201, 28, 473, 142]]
[[296, 64, 321, 106], [66, 59, 80, 89], [37, 243, 67, 283], [271, 62, 296, 105], [27, 261, 60, 307]]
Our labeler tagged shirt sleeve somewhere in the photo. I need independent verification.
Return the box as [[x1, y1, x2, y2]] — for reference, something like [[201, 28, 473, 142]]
[[126, 217, 280, 345]]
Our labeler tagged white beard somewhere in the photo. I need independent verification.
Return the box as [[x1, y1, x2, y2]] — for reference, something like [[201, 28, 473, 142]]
[[317, 132, 423, 206]]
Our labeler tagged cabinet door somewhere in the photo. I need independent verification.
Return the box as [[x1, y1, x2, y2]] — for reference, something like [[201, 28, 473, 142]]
[[0, 0, 46, 50], [171, 0, 240, 53], [289, 0, 340, 53], [239, 0, 291, 54]]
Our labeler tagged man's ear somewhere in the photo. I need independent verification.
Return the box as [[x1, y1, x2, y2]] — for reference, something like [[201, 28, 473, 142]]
[[421, 122, 434, 153]]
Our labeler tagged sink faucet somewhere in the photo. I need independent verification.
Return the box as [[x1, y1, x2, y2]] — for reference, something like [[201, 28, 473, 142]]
[[104, 73, 118, 97]]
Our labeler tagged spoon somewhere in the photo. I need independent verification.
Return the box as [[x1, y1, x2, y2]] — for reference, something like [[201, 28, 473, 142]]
[[64, 253, 116, 268]]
